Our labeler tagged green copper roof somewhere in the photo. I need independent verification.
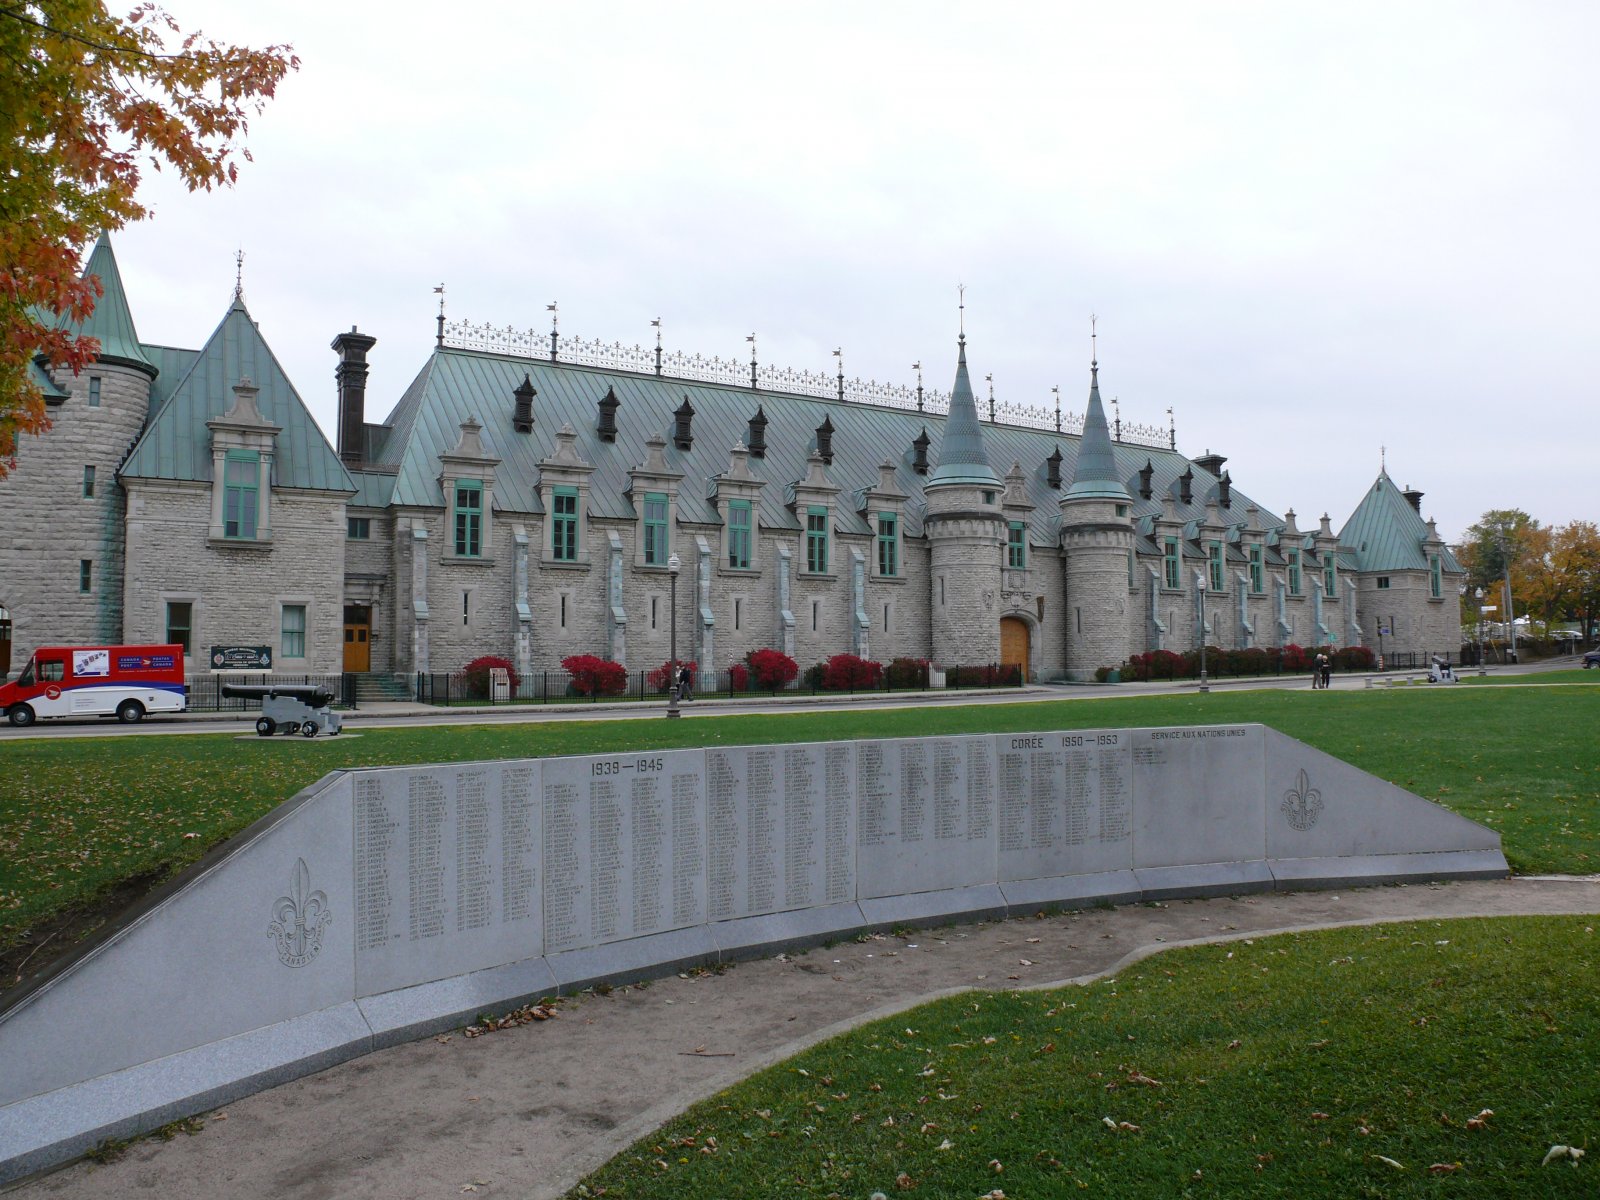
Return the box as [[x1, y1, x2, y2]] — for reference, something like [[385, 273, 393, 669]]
[[1064, 362, 1132, 502], [926, 336, 1000, 488], [1338, 470, 1460, 573], [120, 298, 354, 493], [31, 358, 69, 400], [74, 234, 157, 378]]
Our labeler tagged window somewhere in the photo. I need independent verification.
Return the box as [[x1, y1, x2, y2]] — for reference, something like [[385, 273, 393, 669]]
[[727, 499, 751, 569], [650, 595, 658, 630], [453, 481, 482, 557], [560, 594, 568, 628], [462, 591, 470, 626], [1429, 554, 1442, 598], [223, 450, 259, 539], [1287, 548, 1302, 595], [1324, 559, 1337, 599], [806, 506, 829, 573], [1004, 521, 1027, 570], [1127, 550, 1135, 588], [1163, 537, 1180, 590], [347, 516, 370, 540], [88, 376, 101, 407], [166, 601, 192, 653], [1207, 541, 1224, 592], [877, 513, 899, 576], [83, 465, 95, 498], [734, 597, 742, 631], [79, 559, 92, 592], [982, 490, 996, 504], [281, 604, 306, 658], [811, 599, 819, 632], [1115, 503, 1129, 517], [883, 602, 890, 631], [1376, 576, 1391, 590], [553, 486, 579, 561], [1249, 545, 1264, 593], [643, 492, 668, 565]]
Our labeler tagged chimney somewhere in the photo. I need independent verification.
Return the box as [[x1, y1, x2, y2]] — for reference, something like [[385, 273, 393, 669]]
[[1193, 449, 1227, 477], [1046, 445, 1062, 489], [1218, 470, 1232, 509], [815, 415, 834, 465], [912, 426, 930, 475], [747, 406, 767, 458], [1178, 466, 1193, 506], [1402, 484, 1424, 513], [596, 385, 619, 441], [1138, 458, 1154, 500], [332, 326, 377, 466], [512, 375, 536, 433], [673, 395, 695, 450]]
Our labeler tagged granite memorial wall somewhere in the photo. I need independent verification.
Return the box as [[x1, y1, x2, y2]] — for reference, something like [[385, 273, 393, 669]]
[[0, 723, 1506, 1182]]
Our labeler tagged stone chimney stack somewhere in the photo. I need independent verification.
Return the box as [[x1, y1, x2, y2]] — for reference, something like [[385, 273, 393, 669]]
[[1402, 484, 1424, 513], [332, 327, 378, 466]]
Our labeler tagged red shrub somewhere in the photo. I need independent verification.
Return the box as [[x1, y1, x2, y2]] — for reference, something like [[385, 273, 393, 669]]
[[462, 655, 518, 698], [820, 653, 883, 690], [745, 648, 799, 690], [647, 659, 696, 692], [729, 663, 750, 692], [561, 654, 627, 696]]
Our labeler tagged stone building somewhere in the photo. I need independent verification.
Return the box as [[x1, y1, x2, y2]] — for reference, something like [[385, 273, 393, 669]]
[[0, 236, 1465, 685]]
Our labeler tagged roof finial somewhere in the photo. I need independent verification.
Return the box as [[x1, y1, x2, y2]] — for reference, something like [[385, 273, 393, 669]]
[[985, 372, 995, 422], [233, 248, 245, 304], [547, 301, 559, 362], [433, 283, 446, 347], [833, 347, 844, 401], [1052, 384, 1061, 433], [1380, 444, 1387, 471], [913, 360, 924, 411], [651, 317, 663, 376], [1090, 312, 1098, 368], [747, 332, 758, 388], [958, 282, 966, 342], [1112, 394, 1121, 442]]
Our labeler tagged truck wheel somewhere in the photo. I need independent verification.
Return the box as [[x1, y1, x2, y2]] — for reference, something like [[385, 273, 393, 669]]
[[256, 717, 277, 737], [116, 700, 146, 724], [7, 704, 35, 728], [300, 721, 319, 738]]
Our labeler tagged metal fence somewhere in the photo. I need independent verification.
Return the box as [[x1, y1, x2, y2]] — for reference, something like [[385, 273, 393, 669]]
[[186, 673, 357, 712], [414, 664, 1024, 706]]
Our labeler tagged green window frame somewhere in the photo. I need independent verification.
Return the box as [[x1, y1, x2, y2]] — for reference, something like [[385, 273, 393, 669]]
[[1163, 537, 1180, 590], [877, 512, 899, 576], [806, 506, 829, 574], [727, 499, 752, 569], [1377, 576, 1391, 590], [165, 601, 192, 654], [79, 559, 92, 592], [347, 516, 370, 540], [83, 464, 95, 498], [643, 492, 668, 565], [1430, 554, 1442, 598], [453, 481, 482, 557], [88, 376, 101, 407], [281, 604, 306, 658], [553, 486, 579, 561], [1249, 544, 1264, 593], [1007, 521, 1027, 570], [1287, 548, 1302, 595], [223, 450, 259, 539], [1208, 540, 1224, 592], [1324, 559, 1337, 598]]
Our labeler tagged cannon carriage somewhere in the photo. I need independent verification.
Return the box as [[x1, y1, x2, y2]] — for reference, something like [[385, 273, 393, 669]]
[[221, 682, 344, 738]]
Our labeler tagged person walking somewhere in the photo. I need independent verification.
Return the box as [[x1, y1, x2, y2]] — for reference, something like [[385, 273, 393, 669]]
[[678, 664, 693, 702], [1320, 654, 1332, 690], [1312, 652, 1326, 689]]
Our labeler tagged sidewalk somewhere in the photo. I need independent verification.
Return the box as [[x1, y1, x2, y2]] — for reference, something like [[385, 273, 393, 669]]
[[15, 876, 1599, 1200]]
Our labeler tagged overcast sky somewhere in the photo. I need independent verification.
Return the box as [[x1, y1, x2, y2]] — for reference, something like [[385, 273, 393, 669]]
[[106, 1, 1598, 543]]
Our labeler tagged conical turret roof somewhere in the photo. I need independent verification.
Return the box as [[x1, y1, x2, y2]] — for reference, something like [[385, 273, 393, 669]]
[[75, 233, 157, 377], [927, 335, 999, 488], [1063, 360, 1131, 501]]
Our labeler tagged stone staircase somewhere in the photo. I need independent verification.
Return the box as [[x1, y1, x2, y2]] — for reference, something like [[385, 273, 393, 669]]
[[350, 672, 413, 705]]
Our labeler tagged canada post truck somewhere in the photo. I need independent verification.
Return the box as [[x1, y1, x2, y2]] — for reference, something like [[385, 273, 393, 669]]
[[1, 645, 187, 726]]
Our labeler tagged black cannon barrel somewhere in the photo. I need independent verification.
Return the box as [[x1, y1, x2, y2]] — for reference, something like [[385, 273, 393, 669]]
[[221, 683, 336, 707]]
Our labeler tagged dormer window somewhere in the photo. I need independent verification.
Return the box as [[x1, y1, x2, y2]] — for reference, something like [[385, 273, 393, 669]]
[[1163, 537, 1181, 589], [806, 506, 829, 574], [1287, 548, 1302, 595], [552, 486, 579, 561], [643, 492, 669, 565], [223, 450, 260, 539], [876, 512, 899, 577], [1008, 521, 1027, 570], [1324, 559, 1337, 598], [1430, 554, 1442, 598], [453, 481, 483, 557], [1249, 544, 1264, 593], [1208, 541, 1224, 592], [727, 499, 752, 569]]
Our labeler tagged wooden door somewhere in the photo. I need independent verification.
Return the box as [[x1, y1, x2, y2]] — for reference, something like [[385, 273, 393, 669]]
[[999, 616, 1029, 683], [343, 605, 371, 673]]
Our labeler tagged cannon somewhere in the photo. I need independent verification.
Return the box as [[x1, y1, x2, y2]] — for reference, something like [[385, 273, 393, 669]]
[[222, 682, 344, 738]]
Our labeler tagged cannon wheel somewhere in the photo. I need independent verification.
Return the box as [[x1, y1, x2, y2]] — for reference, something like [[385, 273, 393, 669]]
[[256, 717, 276, 737], [300, 721, 319, 739]]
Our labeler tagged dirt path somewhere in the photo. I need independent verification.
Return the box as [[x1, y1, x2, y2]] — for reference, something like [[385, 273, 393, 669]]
[[13, 876, 1599, 1200]]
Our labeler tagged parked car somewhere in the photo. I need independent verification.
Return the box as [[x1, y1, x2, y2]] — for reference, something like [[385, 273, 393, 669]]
[[1585, 647, 1600, 669]]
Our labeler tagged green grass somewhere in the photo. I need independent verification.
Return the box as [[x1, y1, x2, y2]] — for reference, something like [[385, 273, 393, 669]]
[[3, 686, 1598, 950], [1458, 668, 1599, 686], [568, 916, 1598, 1199]]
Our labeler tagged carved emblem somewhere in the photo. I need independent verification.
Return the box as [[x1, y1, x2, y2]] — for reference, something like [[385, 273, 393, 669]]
[[981, 589, 995, 609], [1002, 590, 1033, 609], [269, 858, 331, 968], [1280, 768, 1324, 831]]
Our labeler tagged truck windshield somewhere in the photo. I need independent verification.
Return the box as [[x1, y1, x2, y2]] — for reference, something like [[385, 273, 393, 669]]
[[17, 659, 34, 687]]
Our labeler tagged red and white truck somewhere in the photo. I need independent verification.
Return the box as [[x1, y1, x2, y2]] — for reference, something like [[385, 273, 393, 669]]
[[1, 645, 187, 726]]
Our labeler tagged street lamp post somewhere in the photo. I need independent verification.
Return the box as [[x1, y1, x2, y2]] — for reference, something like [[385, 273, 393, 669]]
[[666, 553, 682, 719], [1195, 571, 1210, 693], [1474, 586, 1486, 675]]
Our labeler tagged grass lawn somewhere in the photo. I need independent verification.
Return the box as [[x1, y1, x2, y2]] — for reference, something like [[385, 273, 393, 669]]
[[2, 685, 1597, 953], [568, 915, 1598, 1199]]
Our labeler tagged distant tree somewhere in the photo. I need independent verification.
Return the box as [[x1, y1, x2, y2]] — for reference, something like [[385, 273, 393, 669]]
[[1454, 509, 1540, 591], [0, 2, 297, 474], [1549, 521, 1600, 643]]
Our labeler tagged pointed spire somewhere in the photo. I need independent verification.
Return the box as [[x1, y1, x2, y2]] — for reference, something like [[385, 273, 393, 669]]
[[1063, 340, 1130, 502], [73, 233, 157, 377], [927, 328, 999, 488]]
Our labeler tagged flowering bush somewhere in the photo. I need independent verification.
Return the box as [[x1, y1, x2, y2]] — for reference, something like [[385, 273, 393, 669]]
[[728, 662, 750, 692], [1122, 649, 1188, 681], [561, 654, 627, 696], [821, 653, 884, 690], [462, 655, 518, 698], [946, 663, 1022, 687], [886, 656, 930, 688], [745, 648, 799, 690], [1333, 645, 1375, 671], [647, 659, 696, 693], [1281, 643, 1314, 672]]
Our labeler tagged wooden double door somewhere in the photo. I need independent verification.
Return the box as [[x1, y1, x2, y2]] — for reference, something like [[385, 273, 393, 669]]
[[1000, 616, 1029, 682], [343, 605, 371, 673]]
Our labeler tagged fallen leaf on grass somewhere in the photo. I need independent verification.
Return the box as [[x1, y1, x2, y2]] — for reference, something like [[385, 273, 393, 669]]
[[1428, 1163, 1461, 1174], [1542, 1145, 1585, 1166], [1466, 1108, 1494, 1130], [1371, 1155, 1405, 1170]]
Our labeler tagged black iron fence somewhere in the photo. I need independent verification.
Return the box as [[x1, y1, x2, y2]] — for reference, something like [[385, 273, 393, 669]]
[[414, 664, 1024, 707], [186, 673, 357, 712]]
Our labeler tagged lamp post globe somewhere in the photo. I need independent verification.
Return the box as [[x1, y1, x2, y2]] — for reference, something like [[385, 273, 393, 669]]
[[666, 554, 682, 718], [1195, 571, 1210, 693]]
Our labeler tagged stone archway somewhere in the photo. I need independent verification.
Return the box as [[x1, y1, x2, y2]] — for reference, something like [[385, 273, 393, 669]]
[[999, 615, 1030, 683]]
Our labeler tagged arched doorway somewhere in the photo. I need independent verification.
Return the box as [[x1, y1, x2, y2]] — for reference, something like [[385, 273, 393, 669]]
[[999, 615, 1030, 683], [0, 604, 11, 677]]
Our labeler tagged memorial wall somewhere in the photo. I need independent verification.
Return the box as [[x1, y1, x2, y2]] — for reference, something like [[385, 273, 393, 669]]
[[0, 723, 1507, 1183]]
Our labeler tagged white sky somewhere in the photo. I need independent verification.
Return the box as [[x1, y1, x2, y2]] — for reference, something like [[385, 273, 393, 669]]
[[107, 0, 1599, 542]]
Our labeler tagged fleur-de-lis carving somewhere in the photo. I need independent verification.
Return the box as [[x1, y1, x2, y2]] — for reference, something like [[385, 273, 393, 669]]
[[269, 857, 331, 967], [1280, 768, 1324, 830]]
